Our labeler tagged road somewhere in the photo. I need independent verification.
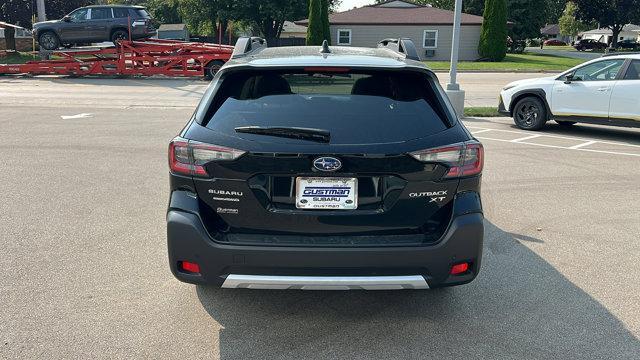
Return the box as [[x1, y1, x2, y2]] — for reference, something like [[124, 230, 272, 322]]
[[1, 78, 639, 359], [526, 47, 602, 60], [0, 73, 548, 109]]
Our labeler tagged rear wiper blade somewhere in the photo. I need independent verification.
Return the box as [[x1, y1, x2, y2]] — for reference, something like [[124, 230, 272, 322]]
[[235, 126, 331, 143]]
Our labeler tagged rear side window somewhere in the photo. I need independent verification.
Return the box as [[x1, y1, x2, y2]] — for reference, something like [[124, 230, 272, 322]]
[[134, 9, 151, 19], [623, 60, 640, 80], [90, 8, 112, 20], [113, 8, 130, 18], [202, 70, 453, 144]]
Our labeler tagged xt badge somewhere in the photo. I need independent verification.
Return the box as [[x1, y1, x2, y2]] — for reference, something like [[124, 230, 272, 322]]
[[409, 190, 448, 204]]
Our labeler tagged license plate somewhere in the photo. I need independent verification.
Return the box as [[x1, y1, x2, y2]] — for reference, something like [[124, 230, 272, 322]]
[[295, 177, 358, 210]]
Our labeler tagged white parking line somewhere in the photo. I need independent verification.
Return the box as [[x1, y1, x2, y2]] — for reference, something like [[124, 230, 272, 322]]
[[569, 141, 598, 149], [470, 129, 493, 135], [466, 125, 640, 148], [474, 136, 640, 157], [510, 134, 542, 143], [466, 125, 640, 157]]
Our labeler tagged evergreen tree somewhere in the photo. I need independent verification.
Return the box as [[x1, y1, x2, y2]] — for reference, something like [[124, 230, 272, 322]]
[[306, 0, 324, 45], [478, 0, 508, 60], [321, 0, 331, 44]]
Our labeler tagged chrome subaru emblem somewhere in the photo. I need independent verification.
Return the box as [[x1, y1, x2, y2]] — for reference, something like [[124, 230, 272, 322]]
[[313, 157, 342, 172]]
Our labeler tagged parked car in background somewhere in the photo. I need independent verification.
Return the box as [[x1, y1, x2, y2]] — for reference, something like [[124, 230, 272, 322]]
[[499, 54, 640, 130], [543, 39, 567, 46], [573, 39, 607, 51], [616, 39, 639, 50], [33, 5, 156, 50]]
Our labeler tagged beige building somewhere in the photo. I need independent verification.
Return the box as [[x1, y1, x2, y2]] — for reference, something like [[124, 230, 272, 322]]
[[296, 0, 483, 61]]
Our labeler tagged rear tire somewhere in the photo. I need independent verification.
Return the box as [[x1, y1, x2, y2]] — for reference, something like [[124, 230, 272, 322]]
[[38, 31, 60, 50], [204, 60, 225, 80], [513, 97, 547, 131], [555, 120, 577, 127], [111, 29, 129, 45]]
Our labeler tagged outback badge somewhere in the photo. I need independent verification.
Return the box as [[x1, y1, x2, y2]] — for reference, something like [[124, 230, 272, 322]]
[[313, 157, 342, 172]]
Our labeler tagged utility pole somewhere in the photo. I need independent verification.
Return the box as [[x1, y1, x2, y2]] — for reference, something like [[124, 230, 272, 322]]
[[36, 0, 47, 22], [446, 0, 465, 117]]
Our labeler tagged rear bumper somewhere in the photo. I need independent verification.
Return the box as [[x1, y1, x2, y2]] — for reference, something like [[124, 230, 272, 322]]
[[167, 191, 484, 289]]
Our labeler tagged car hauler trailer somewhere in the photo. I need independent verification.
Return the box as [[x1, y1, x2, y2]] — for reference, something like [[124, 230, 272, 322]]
[[0, 39, 233, 79]]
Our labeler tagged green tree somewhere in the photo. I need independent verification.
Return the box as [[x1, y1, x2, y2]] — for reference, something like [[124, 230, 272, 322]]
[[507, 0, 547, 40], [321, 0, 331, 44], [478, 0, 508, 60], [573, 0, 640, 48], [375, 0, 455, 10], [231, 0, 307, 43], [145, 0, 182, 25], [464, 0, 486, 15], [306, 0, 324, 45], [545, 0, 567, 24], [558, 1, 588, 39]]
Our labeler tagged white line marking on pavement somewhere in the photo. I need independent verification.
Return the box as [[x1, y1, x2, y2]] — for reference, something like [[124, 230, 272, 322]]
[[475, 136, 640, 157], [61, 113, 93, 119], [466, 125, 640, 148], [470, 129, 493, 135], [569, 141, 598, 149], [510, 134, 542, 143]]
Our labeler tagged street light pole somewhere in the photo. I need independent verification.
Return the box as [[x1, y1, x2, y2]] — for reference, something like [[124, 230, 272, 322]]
[[445, 0, 465, 116], [36, 0, 47, 22]]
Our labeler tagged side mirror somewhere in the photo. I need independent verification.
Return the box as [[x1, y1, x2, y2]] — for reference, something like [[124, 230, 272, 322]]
[[564, 74, 574, 84], [63, 15, 71, 22]]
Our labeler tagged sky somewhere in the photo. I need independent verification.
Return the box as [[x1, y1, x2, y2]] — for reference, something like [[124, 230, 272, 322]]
[[337, 0, 376, 12]]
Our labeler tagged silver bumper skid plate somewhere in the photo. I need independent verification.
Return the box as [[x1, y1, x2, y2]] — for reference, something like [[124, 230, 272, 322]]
[[221, 274, 429, 290]]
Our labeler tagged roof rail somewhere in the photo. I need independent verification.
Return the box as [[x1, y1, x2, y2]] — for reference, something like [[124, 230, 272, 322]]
[[601, 51, 640, 57], [232, 37, 267, 58], [377, 38, 420, 61]]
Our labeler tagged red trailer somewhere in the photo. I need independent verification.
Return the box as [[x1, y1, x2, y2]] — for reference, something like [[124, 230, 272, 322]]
[[0, 39, 234, 79]]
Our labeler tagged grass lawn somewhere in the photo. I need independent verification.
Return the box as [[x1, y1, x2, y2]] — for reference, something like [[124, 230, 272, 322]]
[[464, 107, 502, 117], [542, 45, 575, 51], [0, 51, 37, 64], [426, 52, 584, 72]]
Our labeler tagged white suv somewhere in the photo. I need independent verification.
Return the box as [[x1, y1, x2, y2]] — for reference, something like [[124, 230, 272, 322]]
[[499, 54, 640, 130]]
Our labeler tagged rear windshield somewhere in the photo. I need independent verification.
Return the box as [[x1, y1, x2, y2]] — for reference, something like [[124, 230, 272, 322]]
[[202, 70, 453, 145]]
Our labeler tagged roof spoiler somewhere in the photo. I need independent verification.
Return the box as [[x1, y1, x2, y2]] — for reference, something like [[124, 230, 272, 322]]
[[232, 37, 267, 58], [377, 38, 420, 61]]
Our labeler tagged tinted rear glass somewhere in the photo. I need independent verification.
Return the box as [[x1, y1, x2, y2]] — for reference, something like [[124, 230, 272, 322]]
[[203, 70, 452, 145], [113, 8, 130, 18], [135, 9, 151, 18], [91, 8, 112, 20]]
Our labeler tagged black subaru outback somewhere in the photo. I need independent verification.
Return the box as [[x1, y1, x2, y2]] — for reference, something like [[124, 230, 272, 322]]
[[167, 38, 484, 290]]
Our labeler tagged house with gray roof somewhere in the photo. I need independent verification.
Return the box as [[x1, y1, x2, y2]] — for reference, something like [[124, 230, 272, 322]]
[[296, 0, 484, 61], [580, 24, 640, 44]]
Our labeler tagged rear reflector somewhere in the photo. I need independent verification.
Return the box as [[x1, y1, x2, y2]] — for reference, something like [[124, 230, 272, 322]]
[[169, 137, 245, 177], [450, 262, 470, 275], [179, 261, 200, 274], [409, 141, 484, 178]]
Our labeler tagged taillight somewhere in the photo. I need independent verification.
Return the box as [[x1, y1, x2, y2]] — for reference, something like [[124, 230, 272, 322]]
[[168, 137, 245, 177], [410, 142, 484, 178]]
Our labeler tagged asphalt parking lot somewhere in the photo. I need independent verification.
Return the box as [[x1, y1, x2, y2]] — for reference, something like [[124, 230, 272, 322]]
[[1, 77, 639, 359]]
